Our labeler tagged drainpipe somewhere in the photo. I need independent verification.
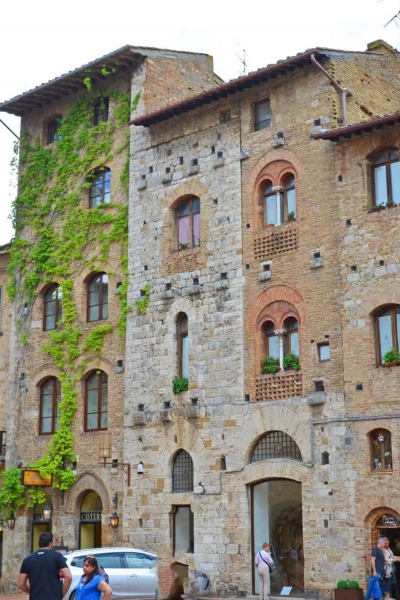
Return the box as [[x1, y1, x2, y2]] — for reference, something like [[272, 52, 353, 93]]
[[310, 53, 351, 126]]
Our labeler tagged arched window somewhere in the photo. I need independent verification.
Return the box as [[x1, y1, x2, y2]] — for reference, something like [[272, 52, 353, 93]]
[[370, 429, 392, 472], [375, 305, 400, 364], [176, 197, 200, 249], [172, 450, 194, 492], [85, 371, 108, 431], [39, 377, 61, 434], [177, 313, 189, 378], [251, 431, 302, 462], [283, 316, 299, 356], [282, 174, 296, 220], [372, 149, 400, 207], [47, 116, 62, 144], [87, 273, 108, 322], [44, 284, 62, 331], [262, 321, 279, 359], [89, 167, 111, 208], [94, 97, 109, 126], [264, 180, 279, 226]]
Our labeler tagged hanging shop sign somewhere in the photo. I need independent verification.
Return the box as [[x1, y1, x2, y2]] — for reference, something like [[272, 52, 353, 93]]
[[376, 513, 400, 527], [21, 469, 52, 487]]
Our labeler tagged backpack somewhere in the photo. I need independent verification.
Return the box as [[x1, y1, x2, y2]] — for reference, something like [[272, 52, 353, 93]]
[[99, 565, 109, 584]]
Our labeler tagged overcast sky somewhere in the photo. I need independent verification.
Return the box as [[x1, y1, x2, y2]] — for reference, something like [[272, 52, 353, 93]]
[[1, 0, 400, 245]]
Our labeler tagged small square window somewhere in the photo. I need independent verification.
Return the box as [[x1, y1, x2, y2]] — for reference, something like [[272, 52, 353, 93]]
[[318, 343, 330, 362], [254, 100, 271, 132]]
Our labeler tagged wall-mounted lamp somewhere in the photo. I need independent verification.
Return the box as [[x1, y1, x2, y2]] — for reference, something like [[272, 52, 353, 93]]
[[137, 462, 144, 475], [378, 434, 385, 443], [7, 514, 15, 529], [42, 503, 52, 522], [109, 512, 119, 528], [98, 432, 131, 486]]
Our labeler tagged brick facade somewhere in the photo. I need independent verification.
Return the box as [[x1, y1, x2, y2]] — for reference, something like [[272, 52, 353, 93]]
[[2, 38, 400, 600]]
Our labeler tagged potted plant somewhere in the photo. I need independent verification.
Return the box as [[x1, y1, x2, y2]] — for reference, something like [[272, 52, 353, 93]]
[[386, 200, 397, 208], [283, 353, 300, 371], [287, 211, 296, 221], [383, 348, 400, 366], [261, 356, 281, 374], [173, 376, 189, 394], [368, 203, 386, 213], [334, 580, 363, 600]]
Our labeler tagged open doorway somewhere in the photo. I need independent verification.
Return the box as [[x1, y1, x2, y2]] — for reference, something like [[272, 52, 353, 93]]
[[32, 502, 52, 552], [252, 479, 304, 597], [79, 491, 102, 549], [372, 513, 400, 599]]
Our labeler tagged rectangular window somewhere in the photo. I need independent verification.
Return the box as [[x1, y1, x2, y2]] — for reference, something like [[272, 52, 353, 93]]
[[374, 165, 388, 205], [173, 506, 194, 555], [254, 100, 271, 132], [318, 342, 330, 362]]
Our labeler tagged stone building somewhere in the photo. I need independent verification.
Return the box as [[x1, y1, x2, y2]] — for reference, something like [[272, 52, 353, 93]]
[[2, 36, 400, 600], [127, 39, 400, 598], [0, 45, 220, 590]]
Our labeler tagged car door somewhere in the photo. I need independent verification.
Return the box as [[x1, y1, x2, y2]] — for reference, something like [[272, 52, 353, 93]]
[[123, 552, 157, 599], [93, 552, 128, 599]]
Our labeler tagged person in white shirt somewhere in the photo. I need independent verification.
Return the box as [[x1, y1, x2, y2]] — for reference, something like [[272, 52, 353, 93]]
[[255, 542, 274, 600]]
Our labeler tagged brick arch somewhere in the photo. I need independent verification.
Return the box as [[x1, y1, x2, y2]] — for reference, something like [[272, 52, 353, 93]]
[[31, 364, 62, 386], [79, 263, 114, 285], [256, 302, 300, 332], [76, 357, 114, 378], [236, 404, 311, 465], [366, 145, 400, 161], [64, 471, 111, 513], [362, 292, 400, 318], [161, 180, 209, 211], [247, 285, 306, 335], [248, 148, 303, 191], [243, 458, 310, 485]]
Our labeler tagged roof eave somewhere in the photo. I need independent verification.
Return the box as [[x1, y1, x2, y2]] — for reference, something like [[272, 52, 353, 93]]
[[130, 49, 325, 127], [314, 113, 400, 141]]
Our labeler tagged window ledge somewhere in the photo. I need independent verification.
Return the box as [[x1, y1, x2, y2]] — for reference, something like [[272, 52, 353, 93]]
[[162, 290, 174, 300], [370, 470, 393, 475], [162, 173, 173, 184], [310, 257, 324, 269], [215, 280, 229, 291], [187, 285, 201, 296], [258, 271, 272, 282], [187, 165, 199, 176]]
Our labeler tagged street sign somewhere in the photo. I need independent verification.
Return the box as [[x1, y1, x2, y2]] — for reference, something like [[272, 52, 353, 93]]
[[21, 469, 52, 487]]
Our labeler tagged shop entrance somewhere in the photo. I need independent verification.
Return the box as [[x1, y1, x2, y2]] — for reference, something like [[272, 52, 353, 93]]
[[372, 513, 400, 598], [79, 491, 102, 549], [252, 479, 304, 597], [32, 502, 52, 552]]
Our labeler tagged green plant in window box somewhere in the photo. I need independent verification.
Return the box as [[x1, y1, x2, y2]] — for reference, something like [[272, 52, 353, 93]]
[[179, 243, 190, 250], [173, 376, 189, 394], [383, 348, 400, 366], [283, 353, 300, 371], [287, 211, 296, 221], [386, 201, 397, 208], [261, 356, 281, 374]]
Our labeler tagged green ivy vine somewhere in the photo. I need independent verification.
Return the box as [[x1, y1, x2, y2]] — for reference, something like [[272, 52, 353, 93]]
[[134, 284, 151, 314], [0, 83, 140, 517]]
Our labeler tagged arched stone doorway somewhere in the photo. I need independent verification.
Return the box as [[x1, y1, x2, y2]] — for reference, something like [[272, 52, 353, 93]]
[[369, 510, 400, 598], [79, 491, 102, 549], [251, 479, 304, 597], [32, 501, 53, 552]]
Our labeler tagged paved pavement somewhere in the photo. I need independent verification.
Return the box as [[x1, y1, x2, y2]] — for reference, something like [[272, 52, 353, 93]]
[[0, 595, 24, 599]]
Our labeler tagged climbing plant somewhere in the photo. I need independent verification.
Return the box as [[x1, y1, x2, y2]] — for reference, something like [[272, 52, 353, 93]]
[[0, 81, 140, 517]]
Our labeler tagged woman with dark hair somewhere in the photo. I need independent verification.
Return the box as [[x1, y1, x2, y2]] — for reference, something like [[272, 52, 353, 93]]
[[76, 556, 112, 600]]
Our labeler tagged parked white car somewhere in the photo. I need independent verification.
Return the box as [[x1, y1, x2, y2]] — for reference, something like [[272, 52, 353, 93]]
[[63, 547, 157, 600]]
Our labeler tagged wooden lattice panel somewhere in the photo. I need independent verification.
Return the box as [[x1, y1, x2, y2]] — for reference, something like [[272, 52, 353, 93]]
[[255, 371, 302, 402], [254, 225, 299, 260]]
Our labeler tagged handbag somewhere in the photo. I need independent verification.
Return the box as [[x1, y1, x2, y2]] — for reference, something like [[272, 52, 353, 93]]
[[258, 551, 275, 574]]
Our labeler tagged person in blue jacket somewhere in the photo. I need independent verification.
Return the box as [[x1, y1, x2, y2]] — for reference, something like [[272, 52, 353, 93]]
[[76, 556, 112, 600]]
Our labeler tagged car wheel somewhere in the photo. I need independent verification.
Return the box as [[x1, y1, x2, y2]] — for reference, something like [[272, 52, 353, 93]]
[[70, 590, 76, 600]]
